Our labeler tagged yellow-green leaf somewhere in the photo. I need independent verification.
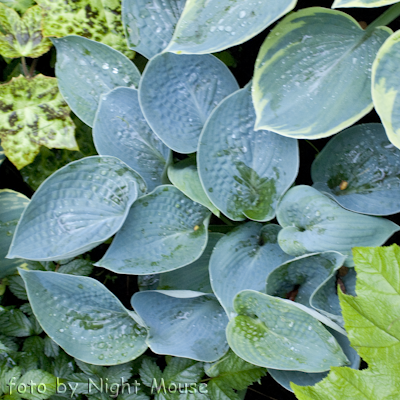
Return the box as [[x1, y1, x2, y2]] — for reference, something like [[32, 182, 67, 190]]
[[0, 74, 78, 169], [0, 4, 52, 58]]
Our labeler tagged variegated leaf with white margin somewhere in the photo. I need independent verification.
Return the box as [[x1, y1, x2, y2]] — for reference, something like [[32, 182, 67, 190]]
[[139, 52, 239, 154], [268, 327, 360, 392], [53, 35, 141, 127], [168, 158, 219, 216], [372, 29, 400, 149], [276, 185, 399, 262], [312, 123, 400, 216], [131, 290, 229, 362], [226, 290, 349, 372], [332, 0, 400, 7], [253, 7, 391, 139], [165, 0, 297, 54], [97, 185, 211, 274], [20, 270, 148, 365], [93, 87, 171, 191], [198, 84, 298, 221], [0, 190, 29, 279], [7, 156, 146, 261], [266, 252, 346, 307], [209, 222, 291, 319], [122, 0, 186, 59]]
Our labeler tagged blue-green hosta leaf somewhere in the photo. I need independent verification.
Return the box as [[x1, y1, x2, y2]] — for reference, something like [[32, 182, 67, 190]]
[[227, 290, 349, 372], [131, 290, 228, 362], [253, 8, 391, 139], [168, 158, 219, 216], [312, 123, 400, 215], [276, 185, 399, 260], [198, 84, 298, 221], [268, 327, 360, 392], [0, 190, 29, 278], [372, 29, 400, 150], [20, 270, 148, 365], [165, 0, 297, 54], [97, 185, 211, 274], [122, 0, 185, 59], [157, 232, 223, 293], [332, 0, 400, 7], [7, 156, 146, 261], [266, 252, 346, 307], [139, 52, 239, 154], [53, 35, 141, 127], [93, 87, 171, 191], [209, 222, 291, 319]]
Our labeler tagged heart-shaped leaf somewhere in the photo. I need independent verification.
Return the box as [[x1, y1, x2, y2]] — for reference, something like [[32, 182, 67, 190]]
[[139, 52, 239, 154], [0, 190, 29, 279], [332, 0, 399, 7], [209, 222, 291, 318], [131, 290, 229, 362], [227, 290, 349, 372], [312, 123, 400, 215], [253, 8, 391, 139], [122, 0, 186, 59], [372, 29, 400, 149], [165, 0, 297, 54], [276, 185, 399, 260], [20, 269, 148, 365], [97, 185, 211, 274], [168, 158, 219, 216], [93, 87, 171, 191], [198, 84, 298, 221], [266, 252, 346, 307], [53, 36, 141, 127], [7, 156, 146, 261]]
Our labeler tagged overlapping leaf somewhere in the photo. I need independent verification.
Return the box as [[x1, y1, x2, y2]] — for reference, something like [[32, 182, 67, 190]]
[[7, 156, 146, 261], [93, 87, 171, 191], [312, 123, 400, 215], [253, 7, 391, 139], [332, 0, 400, 7], [53, 36, 141, 127], [372, 29, 400, 150], [20, 270, 148, 365], [165, 0, 297, 54], [226, 290, 349, 372], [0, 144, 4, 166], [131, 290, 228, 362], [0, 4, 51, 58], [209, 222, 291, 318], [198, 84, 298, 221], [139, 52, 239, 154], [0, 74, 77, 169], [122, 0, 185, 59], [276, 185, 399, 260], [97, 185, 210, 274]]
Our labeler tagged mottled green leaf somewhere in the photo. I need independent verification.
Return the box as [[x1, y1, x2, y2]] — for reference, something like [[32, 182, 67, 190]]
[[93, 87, 171, 191], [0, 4, 51, 58], [165, 0, 297, 54], [253, 7, 391, 139], [53, 36, 140, 127], [276, 185, 399, 262], [122, 0, 185, 59], [0, 74, 78, 169], [132, 290, 228, 362], [333, 0, 400, 7], [20, 269, 148, 365], [312, 123, 400, 215], [7, 156, 146, 261], [97, 185, 211, 275], [198, 84, 298, 221], [0, 189, 29, 279], [0, 0, 34, 14], [139, 52, 239, 153], [36, 0, 133, 56]]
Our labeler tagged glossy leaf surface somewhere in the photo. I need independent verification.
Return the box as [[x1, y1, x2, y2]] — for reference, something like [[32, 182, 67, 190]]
[[198, 85, 298, 221], [7, 156, 146, 261], [139, 52, 239, 153], [333, 0, 399, 7]]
